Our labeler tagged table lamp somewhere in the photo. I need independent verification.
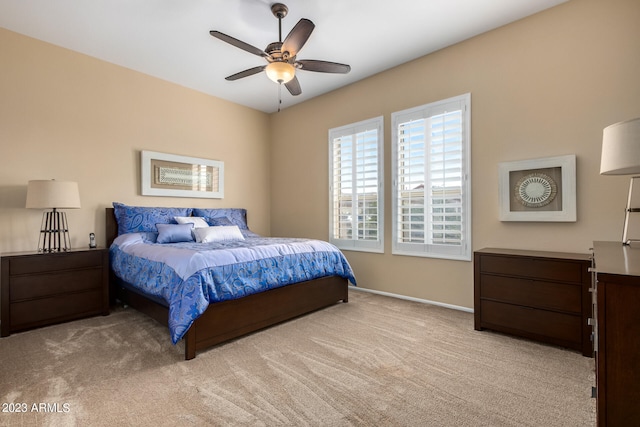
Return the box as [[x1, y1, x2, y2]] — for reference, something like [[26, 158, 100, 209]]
[[25, 180, 81, 252], [600, 117, 640, 245]]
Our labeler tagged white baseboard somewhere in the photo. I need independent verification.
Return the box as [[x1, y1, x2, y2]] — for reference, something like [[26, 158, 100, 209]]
[[349, 285, 474, 313]]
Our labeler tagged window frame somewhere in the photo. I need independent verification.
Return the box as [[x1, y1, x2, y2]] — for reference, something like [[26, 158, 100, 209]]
[[391, 93, 471, 261], [328, 116, 384, 253]]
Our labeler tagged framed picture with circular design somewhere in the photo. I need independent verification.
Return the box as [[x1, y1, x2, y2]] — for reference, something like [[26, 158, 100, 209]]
[[498, 154, 576, 221]]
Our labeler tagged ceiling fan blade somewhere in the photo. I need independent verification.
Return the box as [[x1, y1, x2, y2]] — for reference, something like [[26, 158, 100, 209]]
[[297, 60, 351, 74], [285, 76, 302, 96], [210, 30, 269, 58], [225, 66, 266, 81], [281, 19, 315, 57]]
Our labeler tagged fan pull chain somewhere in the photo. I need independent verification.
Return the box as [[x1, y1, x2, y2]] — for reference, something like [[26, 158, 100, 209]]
[[278, 82, 282, 112]]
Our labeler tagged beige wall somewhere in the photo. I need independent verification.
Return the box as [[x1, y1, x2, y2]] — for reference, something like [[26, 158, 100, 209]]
[[2, 0, 639, 311], [269, 0, 640, 308], [0, 28, 271, 253]]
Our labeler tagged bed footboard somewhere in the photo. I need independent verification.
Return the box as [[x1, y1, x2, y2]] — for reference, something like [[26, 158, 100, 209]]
[[113, 274, 348, 360], [184, 275, 348, 359]]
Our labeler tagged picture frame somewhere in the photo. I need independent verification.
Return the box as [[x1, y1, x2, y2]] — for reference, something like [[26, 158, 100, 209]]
[[498, 154, 576, 222], [141, 150, 224, 199]]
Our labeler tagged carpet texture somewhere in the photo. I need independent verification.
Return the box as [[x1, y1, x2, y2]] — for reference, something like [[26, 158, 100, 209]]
[[0, 289, 595, 426]]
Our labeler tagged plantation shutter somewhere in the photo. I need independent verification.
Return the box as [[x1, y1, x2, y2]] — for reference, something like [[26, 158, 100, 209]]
[[329, 117, 384, 253], [392, 94, 471, 260]]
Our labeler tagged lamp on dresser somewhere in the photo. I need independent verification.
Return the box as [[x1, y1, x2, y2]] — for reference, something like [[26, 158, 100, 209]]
[[600, 117, 640, 245], [25, 179, 81, 253]]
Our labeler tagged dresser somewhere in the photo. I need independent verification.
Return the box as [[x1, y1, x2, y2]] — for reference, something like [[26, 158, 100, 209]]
[[1, 248, 109, 337], [592, 241, 640, 426], [474, 248, 592, 356]]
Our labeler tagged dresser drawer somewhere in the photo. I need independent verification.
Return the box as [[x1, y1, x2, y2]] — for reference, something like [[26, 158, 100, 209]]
[[9, 268, 103, 301], [9, 289, 103, 329], [1, 248, 109, 338], [480, 274, 582, 313], [6, 251, 103, 275], [480, 255, 584, 283], [480, 300, 582, 347]]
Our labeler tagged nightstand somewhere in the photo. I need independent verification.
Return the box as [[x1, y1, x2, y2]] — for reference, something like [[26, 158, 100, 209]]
[[1, 248, 109, 337], [474, 248, 592, 356]]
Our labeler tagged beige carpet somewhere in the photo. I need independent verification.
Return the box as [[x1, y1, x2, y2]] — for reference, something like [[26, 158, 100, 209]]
[[0, 289, 595, 426]]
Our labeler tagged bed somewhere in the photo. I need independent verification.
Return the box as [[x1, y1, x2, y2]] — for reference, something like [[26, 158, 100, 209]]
[[106, 204, 355, 360]]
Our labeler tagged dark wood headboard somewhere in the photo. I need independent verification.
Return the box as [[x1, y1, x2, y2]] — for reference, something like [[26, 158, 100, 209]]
[[106, 208, 117, 247]]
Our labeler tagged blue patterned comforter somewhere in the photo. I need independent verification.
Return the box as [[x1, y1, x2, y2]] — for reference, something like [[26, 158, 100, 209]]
[[109, 233, 356, 343]]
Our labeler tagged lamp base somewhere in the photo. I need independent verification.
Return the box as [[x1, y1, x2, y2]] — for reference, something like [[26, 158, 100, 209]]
[[38, 208, 71, 253], [621, 177, 640, 245]]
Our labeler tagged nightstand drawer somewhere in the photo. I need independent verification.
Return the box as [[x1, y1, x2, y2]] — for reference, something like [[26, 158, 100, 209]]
[[9, 268, 103, 301], [480, 274, 581, 313], [10, 289, 103, 329], [7, 250, 103, 275], [481, 300, 581, 345], [480, 255, 583, 283]]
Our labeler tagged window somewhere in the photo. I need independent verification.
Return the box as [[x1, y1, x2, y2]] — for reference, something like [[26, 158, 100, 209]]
[[391, 94, 471, 260], [329, 116, 384, 253]]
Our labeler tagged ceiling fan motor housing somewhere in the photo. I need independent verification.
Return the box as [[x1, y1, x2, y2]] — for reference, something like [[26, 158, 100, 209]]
[[266, 42, 286, 61]]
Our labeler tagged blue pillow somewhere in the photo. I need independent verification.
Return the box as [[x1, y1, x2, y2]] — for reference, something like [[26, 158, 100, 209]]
[[208, 217, 234, 227], [156, 223, 194, 244], [113, 202, 192, 235], [192, 208, 248, 230]]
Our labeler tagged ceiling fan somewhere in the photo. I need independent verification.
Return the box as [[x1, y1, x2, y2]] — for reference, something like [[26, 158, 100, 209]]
[[209, 3, 351, 98]]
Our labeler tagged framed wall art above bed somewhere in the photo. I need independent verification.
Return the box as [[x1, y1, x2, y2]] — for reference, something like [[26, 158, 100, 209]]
[[498, 154, 576, 222], [141, 150, 224, 199]]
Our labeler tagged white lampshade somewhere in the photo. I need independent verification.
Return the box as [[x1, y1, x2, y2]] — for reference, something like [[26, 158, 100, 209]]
[[26, 180, 81, 209], [265, 61, 295, 84], [600, 118, 640, 175]]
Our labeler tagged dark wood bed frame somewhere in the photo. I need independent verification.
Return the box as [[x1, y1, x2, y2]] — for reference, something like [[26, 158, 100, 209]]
[[106, 208, 348, 360]]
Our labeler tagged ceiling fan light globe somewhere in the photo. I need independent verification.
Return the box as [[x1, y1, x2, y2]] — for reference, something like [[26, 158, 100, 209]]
[[266, 62, 295, 84]]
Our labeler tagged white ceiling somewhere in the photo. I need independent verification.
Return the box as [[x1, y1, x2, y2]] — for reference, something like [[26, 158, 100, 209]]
[[0, 0, 568, 113]]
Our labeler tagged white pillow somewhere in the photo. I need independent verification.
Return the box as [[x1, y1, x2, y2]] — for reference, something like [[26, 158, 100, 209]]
[[193, 226, 245, 243], [175, 216, 209, 228]]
